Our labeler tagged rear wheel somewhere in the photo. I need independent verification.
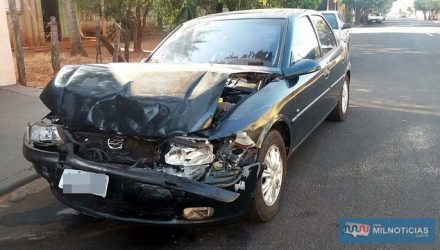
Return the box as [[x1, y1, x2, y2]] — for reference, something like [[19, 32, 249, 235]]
[[328, 76, 349, 121], [250, 130, 287, 222]]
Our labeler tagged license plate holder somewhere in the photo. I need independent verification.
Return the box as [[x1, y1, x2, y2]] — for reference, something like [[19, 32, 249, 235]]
[[58, 169, 109, 198]]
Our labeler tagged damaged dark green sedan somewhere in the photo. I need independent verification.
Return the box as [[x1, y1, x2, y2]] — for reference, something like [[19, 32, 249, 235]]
[[23, 9, 351, 224]]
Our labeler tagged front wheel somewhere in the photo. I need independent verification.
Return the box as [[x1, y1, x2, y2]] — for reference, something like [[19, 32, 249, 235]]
[[328, 76, 349, 121], [250, 130, 287, 222]]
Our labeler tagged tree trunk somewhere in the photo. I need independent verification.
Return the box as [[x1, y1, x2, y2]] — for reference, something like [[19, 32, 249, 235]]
[[123, 24, 130, 62], [134, 28, 143, 53], [216, 3, 223, 13], [355, 8, 363, 24], [50, 16, 61, 74], [100, 0, 106, 36], [133, 4, 143, 53], [113, 24, 121, 62], [8, 0, 26, 85], [66, 0, 88, 57], [423, 11, 427, 20], [95, 23, 102, 63], [156, 14, 163, 31]]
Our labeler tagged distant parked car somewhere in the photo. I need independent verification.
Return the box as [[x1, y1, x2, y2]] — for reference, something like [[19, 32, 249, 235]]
[[367, 12, 385, 24], [320, 11, 351, 49]]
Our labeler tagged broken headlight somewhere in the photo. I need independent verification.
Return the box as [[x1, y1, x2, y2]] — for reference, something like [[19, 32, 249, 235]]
[[165, 142, 215, 166], [26, 122, 65, 145]]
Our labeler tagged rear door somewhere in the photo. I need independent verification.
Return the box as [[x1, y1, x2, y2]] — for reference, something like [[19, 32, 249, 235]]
[[310, 14, 346, 109]]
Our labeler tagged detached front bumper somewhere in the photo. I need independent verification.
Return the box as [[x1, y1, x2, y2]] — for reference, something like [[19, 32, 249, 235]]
[[23, 142, 261, 225]]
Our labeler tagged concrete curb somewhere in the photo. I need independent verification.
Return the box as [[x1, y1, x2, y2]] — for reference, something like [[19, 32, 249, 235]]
[[0, 171, 39, 196]]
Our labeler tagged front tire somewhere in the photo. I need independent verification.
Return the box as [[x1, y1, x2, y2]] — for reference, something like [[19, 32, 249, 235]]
[[328, 76, 349, 121], [250, 130, 287, 222]]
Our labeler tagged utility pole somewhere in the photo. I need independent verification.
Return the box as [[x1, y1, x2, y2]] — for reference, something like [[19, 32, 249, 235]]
[[8, 0, 26, 85]]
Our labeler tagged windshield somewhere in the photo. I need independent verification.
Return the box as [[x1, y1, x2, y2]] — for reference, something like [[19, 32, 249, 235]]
[[322, 13, 338, 29], [149, 19, 284, 67]]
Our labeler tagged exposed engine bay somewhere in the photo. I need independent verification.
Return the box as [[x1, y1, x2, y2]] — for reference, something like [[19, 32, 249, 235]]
[[67, 130, 257, 184], [214, 72, 278, 125]]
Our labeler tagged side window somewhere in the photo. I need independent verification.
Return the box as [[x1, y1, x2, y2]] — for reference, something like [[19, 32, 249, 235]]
[[311, 15, 337, 55], [290, 17, 321, 65]]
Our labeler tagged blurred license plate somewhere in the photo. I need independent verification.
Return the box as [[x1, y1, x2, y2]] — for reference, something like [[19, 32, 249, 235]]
[[58, 169, 109, 198]]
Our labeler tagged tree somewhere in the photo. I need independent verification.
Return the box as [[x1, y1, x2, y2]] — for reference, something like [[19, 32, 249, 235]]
[[414, 0, 440, 20], [407, 6, 413, 16], [175, 0, 198, 24], [173, 0, 323, 25], [133, 0, 154, 52], [264, 0, 321, 9], [344, 0, 394, 24], [103, 0, 154, 53], [66, 0, 88, 56], [78, 0, 328, 57]]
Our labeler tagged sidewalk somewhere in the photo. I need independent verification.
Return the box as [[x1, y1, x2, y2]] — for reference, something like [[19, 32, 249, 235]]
[[0, 84, 48, 194]]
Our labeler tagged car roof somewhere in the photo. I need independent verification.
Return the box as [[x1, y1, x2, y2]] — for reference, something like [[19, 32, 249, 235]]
[[191, 8, 317, 22]]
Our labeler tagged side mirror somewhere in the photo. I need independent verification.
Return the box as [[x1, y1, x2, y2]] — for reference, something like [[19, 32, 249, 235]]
[[342, 23, 352, 29], [283, 59, 321, 78]]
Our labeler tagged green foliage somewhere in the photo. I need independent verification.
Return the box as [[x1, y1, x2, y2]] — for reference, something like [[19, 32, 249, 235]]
[[174, 0, 198, 24], [414, 0, 440, 20], [263, 0, 321, 9], [343, 0, 394, 23], [170, 0, 327, 27], [79, 0, 325, 30], [77, 0, 101, 15], [344, 0, 393, 13]]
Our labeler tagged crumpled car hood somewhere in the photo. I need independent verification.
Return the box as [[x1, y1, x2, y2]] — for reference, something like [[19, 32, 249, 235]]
[[40, 63, 230, 137]]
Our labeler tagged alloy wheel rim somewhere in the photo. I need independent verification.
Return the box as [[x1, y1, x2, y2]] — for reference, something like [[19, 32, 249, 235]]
[[262, 145, 283, 206], [341, 81, 349, 114]]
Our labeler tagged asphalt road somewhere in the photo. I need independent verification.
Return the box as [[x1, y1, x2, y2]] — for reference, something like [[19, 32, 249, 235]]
[[1, 18, 440, 249]]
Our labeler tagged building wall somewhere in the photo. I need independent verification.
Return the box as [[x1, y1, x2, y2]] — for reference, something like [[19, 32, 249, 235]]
[[0, 0, 16, 85], [5, 0, 45, 47]]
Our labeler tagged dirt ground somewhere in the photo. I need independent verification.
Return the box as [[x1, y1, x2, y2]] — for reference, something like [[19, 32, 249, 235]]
[[16, 33, 167, 87]]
